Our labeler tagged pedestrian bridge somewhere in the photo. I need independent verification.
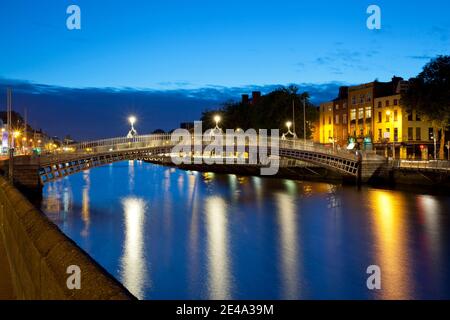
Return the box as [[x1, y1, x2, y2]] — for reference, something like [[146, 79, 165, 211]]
[[34, 133, 386, 184]]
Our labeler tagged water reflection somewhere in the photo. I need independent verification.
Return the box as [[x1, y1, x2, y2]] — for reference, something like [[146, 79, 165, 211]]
[[369, 190, 412, 299], [81, 171, 90, 237], [41, 162, 450, 300], [120, 197, 148, 299], [205, 196, 231, 299], [275, 192, 300, 299]]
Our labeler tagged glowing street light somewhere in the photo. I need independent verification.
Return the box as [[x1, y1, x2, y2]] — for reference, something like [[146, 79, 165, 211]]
[[282, 121, 297, 140], [127, 115, 138, 138], [286, 121, 292, 130], [210, 115, 223, 135], [214, 115, 221, 128]]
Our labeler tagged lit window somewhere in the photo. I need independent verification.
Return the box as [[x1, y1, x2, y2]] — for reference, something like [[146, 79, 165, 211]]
[[358, 108, 364, 119], [350, 109, 356, 120]]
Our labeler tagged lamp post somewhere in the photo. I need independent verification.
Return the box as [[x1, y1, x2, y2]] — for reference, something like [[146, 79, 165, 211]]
[[214, 115, 221, 130], [303, 97, 306, 145], [282, 121, 297, 140], [127, 116, 138, 138]]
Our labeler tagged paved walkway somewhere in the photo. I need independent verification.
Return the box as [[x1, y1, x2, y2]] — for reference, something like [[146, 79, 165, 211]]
[[0, 235, 15, 300]]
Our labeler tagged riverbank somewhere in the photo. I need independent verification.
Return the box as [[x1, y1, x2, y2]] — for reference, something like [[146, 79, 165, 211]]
[[0, 176, 136, 300]]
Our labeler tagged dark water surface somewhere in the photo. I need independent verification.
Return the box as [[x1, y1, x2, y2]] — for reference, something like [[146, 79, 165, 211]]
[[41, 161, 450, 300]]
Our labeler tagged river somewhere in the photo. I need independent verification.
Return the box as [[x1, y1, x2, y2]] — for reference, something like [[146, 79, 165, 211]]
[[41, 161, 450, 300]]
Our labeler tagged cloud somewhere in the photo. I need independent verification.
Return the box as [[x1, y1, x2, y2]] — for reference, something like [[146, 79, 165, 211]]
[[407, 55, 433, 60], [0, 78, 344, 141]]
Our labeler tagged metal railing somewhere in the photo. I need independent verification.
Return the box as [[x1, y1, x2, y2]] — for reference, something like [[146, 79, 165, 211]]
[[40, 134, 388, 164], [392, 159, 450, 171]]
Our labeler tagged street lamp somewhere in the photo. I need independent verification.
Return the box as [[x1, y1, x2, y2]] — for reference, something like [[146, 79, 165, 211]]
[[214, 115, 221, 129], [282, 121, 297, 140], [127, 115, 138, 138], [286, 121, 292, 131]]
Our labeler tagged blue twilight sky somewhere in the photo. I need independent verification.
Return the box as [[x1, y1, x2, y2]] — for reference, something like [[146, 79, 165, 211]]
[[0, 0, 449, 139]]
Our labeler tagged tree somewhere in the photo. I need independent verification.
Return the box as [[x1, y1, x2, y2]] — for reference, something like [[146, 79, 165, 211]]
[[402, 56, 450, 159], [200, 86, 319, 138]]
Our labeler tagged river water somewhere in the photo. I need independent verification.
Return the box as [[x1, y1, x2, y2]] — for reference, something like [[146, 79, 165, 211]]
[[41, 161, 450, 300]]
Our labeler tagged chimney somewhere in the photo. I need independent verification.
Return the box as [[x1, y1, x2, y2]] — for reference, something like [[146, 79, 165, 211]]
[[251, 91, 261, 104], [242, 94, 249, 105]]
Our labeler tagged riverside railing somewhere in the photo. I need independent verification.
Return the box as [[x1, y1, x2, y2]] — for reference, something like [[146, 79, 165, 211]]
[[392, 159, 450, 171]]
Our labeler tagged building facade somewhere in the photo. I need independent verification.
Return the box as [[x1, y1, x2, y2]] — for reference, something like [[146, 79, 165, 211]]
[[332, 87, 348, 147], [318, 77, 435, 159], [373, 94, 433, 159], [319, 101, 334, 144]]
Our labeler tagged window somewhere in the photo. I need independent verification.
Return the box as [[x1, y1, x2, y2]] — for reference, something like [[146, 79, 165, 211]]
[[322, 116, 325, 125], [358, 108, 364, 119], [408, 112, 413, 121], [394, 110, 398, 121], [386, 100, 390, 107], [394, 128, 398, 142], [328, 116, 332, 125], [343, 114, 348, 124], [408, 127, 413, 141], [416, 127, 421, 141], [378, 129, 382, 141], [360, 95, 364, 103], [366, 93, 372, 102], [359, 128, 364, 136], [335, 115, 339, 124], [343, 102, 347, 109], [352, 96, 356, 105], [378, 101, 382, 108], [386, 113, 390, 123], [335, 104, 339, 110], [416, 113, 421, 121], [328, 106, 332, 112], [328, 130, 331, 139], [365, 107, 372, 118], [378, 112, 382, 123], [350, 109, 356, 121], [394, 99, 398, 106]]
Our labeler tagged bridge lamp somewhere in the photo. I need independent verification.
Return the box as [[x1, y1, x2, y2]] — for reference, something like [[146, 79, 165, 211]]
[[13, 131, 20, 138], [129, 116, 137, 127], [214, 115, 221, 126], [286, 121, 292, 130]]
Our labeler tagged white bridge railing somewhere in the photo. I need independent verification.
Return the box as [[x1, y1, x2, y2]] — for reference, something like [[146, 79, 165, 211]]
[[43, 134, 384, 163]]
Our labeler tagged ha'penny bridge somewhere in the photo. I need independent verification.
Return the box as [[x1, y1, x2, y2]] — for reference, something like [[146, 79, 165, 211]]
[[1, 133, 392, 191], [2, 133, 450, 192]]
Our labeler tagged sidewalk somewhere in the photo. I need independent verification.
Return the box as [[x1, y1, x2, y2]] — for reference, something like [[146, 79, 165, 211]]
[[0, 236, 15, 300]]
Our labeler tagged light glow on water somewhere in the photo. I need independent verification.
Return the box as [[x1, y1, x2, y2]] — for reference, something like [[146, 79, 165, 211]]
[[41, 161, 450, 300]]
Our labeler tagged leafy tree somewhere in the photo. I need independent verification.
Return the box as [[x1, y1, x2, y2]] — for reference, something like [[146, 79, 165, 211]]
[[402, 56, 450, 159], [200, 86, 319, 139]]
